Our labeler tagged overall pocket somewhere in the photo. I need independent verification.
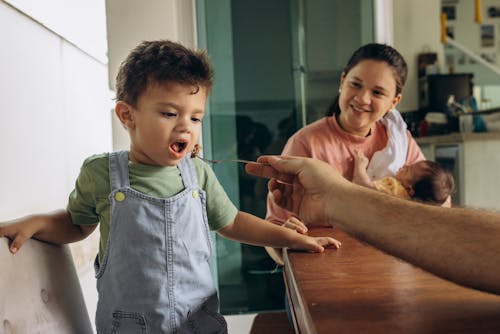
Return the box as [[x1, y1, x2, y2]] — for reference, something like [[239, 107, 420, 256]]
[[184, 295, 227, 334], [108, 310, 148, 334]]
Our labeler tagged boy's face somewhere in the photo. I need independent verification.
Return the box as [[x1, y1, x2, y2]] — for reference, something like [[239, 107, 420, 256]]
[[117, 82, 207, 166]]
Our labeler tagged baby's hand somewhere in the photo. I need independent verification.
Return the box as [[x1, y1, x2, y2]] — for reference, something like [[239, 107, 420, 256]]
[[354, 149, 369, 169]]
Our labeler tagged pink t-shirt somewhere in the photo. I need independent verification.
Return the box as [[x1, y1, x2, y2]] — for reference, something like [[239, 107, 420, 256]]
[[266, 115, 425, 225]]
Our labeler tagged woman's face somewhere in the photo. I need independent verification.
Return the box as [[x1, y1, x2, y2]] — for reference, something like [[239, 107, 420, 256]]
[[338, 59, 402, 137]]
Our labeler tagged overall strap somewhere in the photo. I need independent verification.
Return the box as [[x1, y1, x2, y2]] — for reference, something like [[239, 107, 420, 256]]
[[108, 151, 131, 191], [178, 157, 199, 189]]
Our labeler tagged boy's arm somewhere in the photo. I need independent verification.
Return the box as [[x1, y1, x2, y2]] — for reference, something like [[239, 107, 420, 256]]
[[0, 209, 96, 254], [217, 211, 340, 252], [264, 216, 310, 266]]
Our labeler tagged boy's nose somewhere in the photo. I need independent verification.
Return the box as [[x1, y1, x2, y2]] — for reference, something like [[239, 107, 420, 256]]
[[176, 117, 192, 132]]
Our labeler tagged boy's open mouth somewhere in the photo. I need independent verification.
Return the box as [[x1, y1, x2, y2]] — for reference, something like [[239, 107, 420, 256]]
[[170, 141, 188, 154]]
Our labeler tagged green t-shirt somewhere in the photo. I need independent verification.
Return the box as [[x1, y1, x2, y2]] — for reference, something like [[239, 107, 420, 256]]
[[67, 153, 238, 260]]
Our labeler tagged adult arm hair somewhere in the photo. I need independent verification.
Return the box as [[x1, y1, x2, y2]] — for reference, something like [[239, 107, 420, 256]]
[[329, 184, 500, 295]]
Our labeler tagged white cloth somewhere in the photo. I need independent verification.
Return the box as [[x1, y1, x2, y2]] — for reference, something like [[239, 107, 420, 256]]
[[366, 109, 408, 180]]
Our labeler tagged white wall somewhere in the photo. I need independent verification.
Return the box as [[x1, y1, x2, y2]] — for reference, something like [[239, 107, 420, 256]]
[[5, 0, 108, 62], [449, 0, 500, 64], [0, 1, 111, 331], [0, 1, 112, 221], [393, 0, 444, 112]]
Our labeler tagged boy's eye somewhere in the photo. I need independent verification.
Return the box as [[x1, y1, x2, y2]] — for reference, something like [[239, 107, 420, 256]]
[[373, 90, 385, 96], [160, 111, 177, 118], [191, 117, 202, 123]]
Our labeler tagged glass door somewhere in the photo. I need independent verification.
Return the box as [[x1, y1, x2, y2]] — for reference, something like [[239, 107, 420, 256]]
[[292, 0, 375, 125], [197, 0, 374, 314]]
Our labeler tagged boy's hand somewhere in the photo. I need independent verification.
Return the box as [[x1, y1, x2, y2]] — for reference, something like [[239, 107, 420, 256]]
[[290, 234, 341, 253], [0, 219, 39, 254], [0, 210, 89, 254]]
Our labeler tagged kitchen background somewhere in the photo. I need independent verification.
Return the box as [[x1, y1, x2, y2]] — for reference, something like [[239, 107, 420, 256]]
[[1, 0, 500, 332]]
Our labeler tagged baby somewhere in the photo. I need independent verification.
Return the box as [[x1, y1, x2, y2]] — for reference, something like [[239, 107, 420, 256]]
[[353, 151, 455, 205]]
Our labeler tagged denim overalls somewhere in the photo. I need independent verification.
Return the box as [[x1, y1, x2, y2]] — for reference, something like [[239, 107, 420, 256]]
[[94, 151, 227, 333]]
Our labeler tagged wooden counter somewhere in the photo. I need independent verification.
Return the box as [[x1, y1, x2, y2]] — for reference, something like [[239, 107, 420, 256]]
[[284, 228, 500, 334]]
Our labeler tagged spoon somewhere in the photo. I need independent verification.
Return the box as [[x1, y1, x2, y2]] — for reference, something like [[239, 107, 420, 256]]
[[195, 155, 269, 166], [194, 155, 292, 185]]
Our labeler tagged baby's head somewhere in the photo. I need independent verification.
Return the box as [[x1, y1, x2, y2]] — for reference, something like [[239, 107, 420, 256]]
[[114, 40, 214, 166], [396, 161, 455, 204]]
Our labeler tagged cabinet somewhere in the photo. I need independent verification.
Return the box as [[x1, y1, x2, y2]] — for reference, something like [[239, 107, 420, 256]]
[[418, 133, 500, 210]]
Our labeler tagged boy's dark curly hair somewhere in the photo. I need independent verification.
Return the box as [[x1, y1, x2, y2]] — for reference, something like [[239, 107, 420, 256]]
[[116, 40, 214, 106]]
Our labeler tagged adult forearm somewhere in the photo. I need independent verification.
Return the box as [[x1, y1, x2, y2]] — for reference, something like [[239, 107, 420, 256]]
[[330, 184, 500, 295]]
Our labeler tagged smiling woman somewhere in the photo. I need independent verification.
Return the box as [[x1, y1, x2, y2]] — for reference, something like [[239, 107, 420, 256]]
[[266, 43, 425, 229], [337, 59, 401, 136]]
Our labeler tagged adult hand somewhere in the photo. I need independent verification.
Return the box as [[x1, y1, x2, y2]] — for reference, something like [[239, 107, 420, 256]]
[[246, 156, 350, 226]]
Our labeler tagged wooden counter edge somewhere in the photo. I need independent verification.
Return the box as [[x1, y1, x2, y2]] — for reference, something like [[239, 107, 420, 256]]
[[283, 248, 317, 334]]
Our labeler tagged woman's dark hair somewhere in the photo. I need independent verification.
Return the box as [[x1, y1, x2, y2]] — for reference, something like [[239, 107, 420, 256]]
[[412, 161, 455, 204], [326, 43, 408, 117]]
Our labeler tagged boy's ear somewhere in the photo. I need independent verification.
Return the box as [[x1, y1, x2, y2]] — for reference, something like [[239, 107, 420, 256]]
[[115, 101, 135, 130]]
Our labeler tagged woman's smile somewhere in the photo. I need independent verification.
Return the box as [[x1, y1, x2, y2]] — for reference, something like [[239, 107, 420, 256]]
[[350, 103, 371, 114]]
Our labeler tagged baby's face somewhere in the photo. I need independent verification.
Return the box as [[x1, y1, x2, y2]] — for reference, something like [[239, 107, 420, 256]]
[[126, 82, 207, 166], [396, 162, 427, 186]]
